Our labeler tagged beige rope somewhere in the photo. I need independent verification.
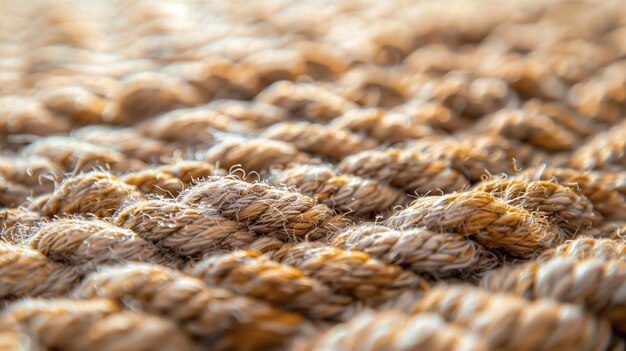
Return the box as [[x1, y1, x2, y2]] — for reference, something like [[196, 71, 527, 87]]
[[338, 148, 468, 195], [262, 121, 378, 160], [0, 243, 80, 299], [29, 171, 142, 218], [254, 81, 358, 123], [331, 107, 435, 144], [482, 257, 626, 333], [180, 176, 351, 240], [292, 310, 486, 351], [332, 225, 498, 278], [114, 199, 257, 257], [27, 218, 180, 268], [476, 178, 600, 233], [268, 164, 408, 214], [519, 167, 626, 221], [121, 160, 223, 197], [203, 138, 311, 173], [267, 242, 428, 303], [386, 191, 562, 257], [539, 237, 626, 262], [411, 286, 613, 351], [0, 298, 196, 351], [21, 136, 146, 173], [73, 263, 303, 350], [475, 108, 577, 151], [188, 250, 352, 319]]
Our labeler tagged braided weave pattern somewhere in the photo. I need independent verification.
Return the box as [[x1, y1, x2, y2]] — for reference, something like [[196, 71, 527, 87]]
[[3, 0, 626, 350]]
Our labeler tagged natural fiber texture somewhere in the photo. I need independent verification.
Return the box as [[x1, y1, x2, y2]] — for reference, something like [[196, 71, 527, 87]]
[[180, 176, 350, 240], [332, 225, 498, 278], [0, 298, 196, 351], [29, 171, 142, 218], [482, 258, 626, 332], [292, 310, 486, 351], [476, 178, 600, 233], [73, 263, 303, 350], [114, 199, 256, 257], [386, 191, 562, 257], [266, 242, 429, 303], [188, 250, 352, 319], [338, 148, 469, 195], [268, 164, 408, 214], [4, 0, 626, 349], [411, 286, 614, 351]]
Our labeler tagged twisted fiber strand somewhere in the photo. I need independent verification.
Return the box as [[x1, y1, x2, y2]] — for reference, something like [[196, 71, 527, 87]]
[[332, 225, 498, 278], [476, 178, 600, 233], [72, 263, 303, 350], [26, 218, 181, 269], [121, 160, 224, 197], [114, 199, 257, 257], [0, 96, 71, 139], [0, 243, 80, 299], [331, 107, 435, 144], [411, 286, 613, 351], [539, 237, 626, 262], [37, 85, 107, 125], [268, 164, 408, 214], [267, 242, 428, 303], [73, 125, 185, 162], [108, 72, 203, 124], [180, 176, 351, 240], [205, 100, 289, 128], [386, 191, 563, 257], [254, 81, 358, 122], [475, 108, 577, 152], [187, 250, 352, 319], [292, 310, 486, 351], [481, 257, 626, 332], [0, 298, 196, 351], [523, 99, 598, 138], [0, 208, 40, 244], [29, 171, 142, 218], [392, 100, 467, 133], [519, 167, 626, 220], [572, 121, 626, 170], [204, 138, 312, 173], [404, 135, 543, 182], [262, 121, 378, 160], [338, 148, 469, 195], [137, 106, 250, 145], [21, 136, 147, 173], [580, 222, 626, 240]]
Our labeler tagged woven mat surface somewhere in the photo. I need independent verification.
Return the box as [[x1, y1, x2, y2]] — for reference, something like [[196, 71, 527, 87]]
[[2, 0, 626, 350]]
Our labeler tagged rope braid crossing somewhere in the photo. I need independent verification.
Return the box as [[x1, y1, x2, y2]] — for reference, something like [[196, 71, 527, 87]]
[[0, 298, 197, 351], [268, 164, 409, 215], [481, 257, 626, 333], [291, 310, 487, 351], [385, 191, 563, 257], [3, 0, 626, 350], [332, 225, 498, 278], [72, 263, 304, 350], [338, 148, 469, 195], [187, 250, 352, 319], [180, 176, 351, 240]]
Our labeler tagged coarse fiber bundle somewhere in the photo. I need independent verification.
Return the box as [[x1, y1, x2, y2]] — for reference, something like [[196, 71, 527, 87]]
[[3, 0, 626, 350]]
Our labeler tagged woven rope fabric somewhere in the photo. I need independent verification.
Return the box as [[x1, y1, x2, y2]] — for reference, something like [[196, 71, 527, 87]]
[[2, 0, 626, 350]]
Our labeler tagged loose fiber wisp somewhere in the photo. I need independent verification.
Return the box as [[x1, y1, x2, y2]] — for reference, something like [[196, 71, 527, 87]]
[[3, 0, 626, 350]]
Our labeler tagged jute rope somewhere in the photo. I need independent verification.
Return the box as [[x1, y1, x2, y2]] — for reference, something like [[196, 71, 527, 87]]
[[3, 0, 626, 349], [482, 257, 626, 333]]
